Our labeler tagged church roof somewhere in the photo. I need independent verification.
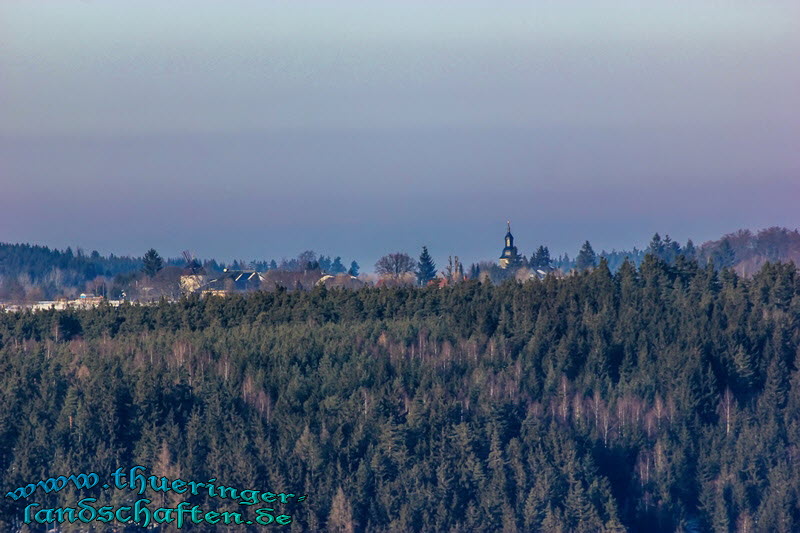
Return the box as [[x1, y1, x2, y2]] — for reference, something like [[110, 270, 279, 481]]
[[499, 221, 519, 263]]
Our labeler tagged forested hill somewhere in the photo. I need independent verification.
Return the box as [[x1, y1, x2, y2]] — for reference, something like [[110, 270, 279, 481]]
[[698, 227, 800, 276], [596, 227, 800, 275], [0, 242, 141, 296], [1, 258, 799, 531]]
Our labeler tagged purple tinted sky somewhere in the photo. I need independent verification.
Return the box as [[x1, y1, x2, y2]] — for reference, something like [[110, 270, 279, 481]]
[[1, 1, 798, 269]]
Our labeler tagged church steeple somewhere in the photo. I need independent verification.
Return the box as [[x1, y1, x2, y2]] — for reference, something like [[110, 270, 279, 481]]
[[499, 221, 519, 269]]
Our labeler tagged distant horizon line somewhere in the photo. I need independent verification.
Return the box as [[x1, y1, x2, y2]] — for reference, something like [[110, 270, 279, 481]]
[[2, 224, 796, 268]]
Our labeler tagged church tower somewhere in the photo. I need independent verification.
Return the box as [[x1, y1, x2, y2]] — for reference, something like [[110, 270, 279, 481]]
[[499, 221, 520, 269]]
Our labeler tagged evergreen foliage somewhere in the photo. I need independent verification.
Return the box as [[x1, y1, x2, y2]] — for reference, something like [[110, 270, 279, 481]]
[[416, 246, 437, 286], [0, 259, 798, 531], [141, 249, 164, 278], [330, 257, 347, 274], [576, 241, 597, 271], [530, 246, 552, 270]]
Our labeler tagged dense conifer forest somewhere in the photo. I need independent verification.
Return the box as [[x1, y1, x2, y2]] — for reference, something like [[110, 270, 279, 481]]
[[1, 257, 799, 531]]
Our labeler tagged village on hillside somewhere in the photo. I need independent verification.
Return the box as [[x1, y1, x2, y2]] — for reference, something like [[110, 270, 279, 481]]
[[0, 223, 558, 311], [1, 225, 798, 312]]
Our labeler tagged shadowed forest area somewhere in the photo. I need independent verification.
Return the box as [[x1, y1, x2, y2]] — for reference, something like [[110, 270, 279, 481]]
[[1, 257, 799, 531]]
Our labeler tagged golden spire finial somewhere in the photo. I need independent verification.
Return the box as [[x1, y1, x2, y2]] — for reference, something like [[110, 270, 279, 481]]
[[507, 220, 511, 233]]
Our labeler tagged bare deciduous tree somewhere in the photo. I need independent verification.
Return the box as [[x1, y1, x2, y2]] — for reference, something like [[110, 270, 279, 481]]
[[375, 252, 416, 279]]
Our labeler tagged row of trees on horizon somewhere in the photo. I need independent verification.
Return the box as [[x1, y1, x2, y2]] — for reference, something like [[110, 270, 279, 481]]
[[1, 227, 799, 303]]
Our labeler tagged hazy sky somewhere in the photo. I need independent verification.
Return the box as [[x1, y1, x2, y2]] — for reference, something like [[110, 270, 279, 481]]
[[1, 1, 799, 269]]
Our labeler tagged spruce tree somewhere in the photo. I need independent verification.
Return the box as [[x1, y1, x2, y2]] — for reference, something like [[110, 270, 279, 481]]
[[713, 239, 736, 270], [683, 239, 696, 260], [416, 246, 437, 286], [328, 487, 355, 533], [330, 256, 346, 274], [348, 261, 360, 277], [575, 241, 597, 271], [647, 233, 665, 259], [531, 245, 552, 270], [662, 235, 681, 263], [142, 248, 164, 277]]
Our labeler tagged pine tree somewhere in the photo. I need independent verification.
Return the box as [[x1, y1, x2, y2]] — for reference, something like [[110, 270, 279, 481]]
[[647, 233, 665, 259], [328, 487, 355, 533], [348, 261, 360, 277], [142, 248, 163, 277], [541, 504, 566, 533], [469, 263, 480, 279], [330, 256, 346, 274], [663, 235, 681, 263], [576, 241, 597, 271], [416, 246, 437, 286], [758, 356, 788, 419], [683, 239, 696, 260], [732, 345, 756, 392], [711, 488, 731, 533], [713, 239, 736, 270], [531, 245, 552, 270]]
